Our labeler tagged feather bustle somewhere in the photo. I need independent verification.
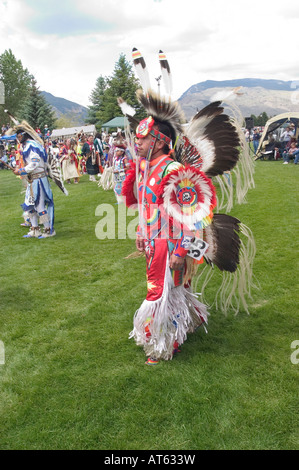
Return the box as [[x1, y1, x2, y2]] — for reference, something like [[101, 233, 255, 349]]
[[184, 101, 241, 176], [204, 213, 241, 272]]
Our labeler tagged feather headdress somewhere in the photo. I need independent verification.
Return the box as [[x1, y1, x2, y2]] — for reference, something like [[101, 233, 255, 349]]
[[117, 47, 255, 210], [6, 114, 69, 196], [136, 88, 184, 144], [6, 119, 44, 146]]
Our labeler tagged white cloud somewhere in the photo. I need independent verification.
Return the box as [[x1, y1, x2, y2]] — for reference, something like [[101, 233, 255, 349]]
[[0, 0, 298, 108]]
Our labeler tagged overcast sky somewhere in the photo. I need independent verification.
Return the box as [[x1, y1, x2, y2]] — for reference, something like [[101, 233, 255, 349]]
[[0, 0, 298, 107]]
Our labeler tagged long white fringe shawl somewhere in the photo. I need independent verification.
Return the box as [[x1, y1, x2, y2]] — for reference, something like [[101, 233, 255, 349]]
[[193, 222, 257, 315], [129, 256, 209, 360]]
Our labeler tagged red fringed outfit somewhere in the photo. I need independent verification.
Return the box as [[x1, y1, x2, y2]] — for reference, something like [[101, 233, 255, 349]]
[[122, 155, 209, 361]]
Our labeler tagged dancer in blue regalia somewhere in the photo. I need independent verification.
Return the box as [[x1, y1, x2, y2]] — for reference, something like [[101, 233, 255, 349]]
[[11, 121, 55, 238]]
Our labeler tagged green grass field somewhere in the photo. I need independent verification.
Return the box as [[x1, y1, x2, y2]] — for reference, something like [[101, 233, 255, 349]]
[[0, 161, 298, 450]]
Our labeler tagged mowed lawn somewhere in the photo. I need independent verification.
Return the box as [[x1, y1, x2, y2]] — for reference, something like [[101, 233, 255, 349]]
[[0, 161, 298, 450]]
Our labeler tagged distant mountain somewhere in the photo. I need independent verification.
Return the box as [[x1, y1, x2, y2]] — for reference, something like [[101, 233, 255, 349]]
[[42, 78, 298, 128], [41, 91, 88, 126], [178, 78, 298, 120]]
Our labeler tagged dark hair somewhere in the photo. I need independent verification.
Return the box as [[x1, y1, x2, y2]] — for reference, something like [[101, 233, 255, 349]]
[[17, 131, 30, 142], [154, 119, 175, 154]]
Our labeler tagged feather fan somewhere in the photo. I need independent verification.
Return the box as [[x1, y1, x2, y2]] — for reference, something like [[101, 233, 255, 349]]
[[47, 150, 69, 196]]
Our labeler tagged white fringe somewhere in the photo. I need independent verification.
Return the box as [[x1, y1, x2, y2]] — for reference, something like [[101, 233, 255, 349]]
[[215, 173, 234, 213], [130, 256, 209, 360], [193, 223, 257, 315], [98, 166, 113, 190]]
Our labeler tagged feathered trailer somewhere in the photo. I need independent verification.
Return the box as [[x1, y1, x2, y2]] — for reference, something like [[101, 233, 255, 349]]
[[118, 48, 256, 362]]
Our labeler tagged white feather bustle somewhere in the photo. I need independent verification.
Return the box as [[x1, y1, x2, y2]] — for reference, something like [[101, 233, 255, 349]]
[[186, 114, 218, 174]]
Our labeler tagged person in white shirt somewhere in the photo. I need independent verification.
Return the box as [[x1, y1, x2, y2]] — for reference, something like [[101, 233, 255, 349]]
[[280, 127, 294, 149]]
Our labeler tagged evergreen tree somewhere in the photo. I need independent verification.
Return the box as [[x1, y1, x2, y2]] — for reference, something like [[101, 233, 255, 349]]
[[259, 112, 269, 126], [86, 75, 107, 125], [20, 78, 56, 132], [95, 54, 145, 129], [250, 112, 269, 127], [0, 49, 32, 126]]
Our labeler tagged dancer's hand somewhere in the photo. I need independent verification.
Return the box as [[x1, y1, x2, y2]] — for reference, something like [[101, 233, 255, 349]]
[[136, 236, 145, 252], [169, 254, 185, 271]]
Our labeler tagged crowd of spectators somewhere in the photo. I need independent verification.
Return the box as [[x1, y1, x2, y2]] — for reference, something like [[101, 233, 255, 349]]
[[0, 127, 133, 193], [1, 120, 298, 174], [260, 124, 298, 163], [243, 123, 299, 164], [0, 140, 17, 169]]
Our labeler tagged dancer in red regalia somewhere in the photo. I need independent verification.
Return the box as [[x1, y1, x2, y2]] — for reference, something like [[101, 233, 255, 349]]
[[120, 49, 255, 365]]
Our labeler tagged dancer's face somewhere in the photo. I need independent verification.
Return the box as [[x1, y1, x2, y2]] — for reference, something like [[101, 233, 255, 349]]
[[136, 131, 164, 160], [136, 133, 152, 159], [16, 132, 26, 144]]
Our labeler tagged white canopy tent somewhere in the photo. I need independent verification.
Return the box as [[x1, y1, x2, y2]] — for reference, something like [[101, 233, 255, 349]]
[[51, 125, 96, 140]]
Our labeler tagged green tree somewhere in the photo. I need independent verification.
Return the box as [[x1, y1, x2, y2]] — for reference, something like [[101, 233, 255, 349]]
[[20, 78, 56, 132], [0, 49, 32, 126], [95, 53, 145, 129], [86, 75, 107, 125], [250, 112, 269, 127]]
